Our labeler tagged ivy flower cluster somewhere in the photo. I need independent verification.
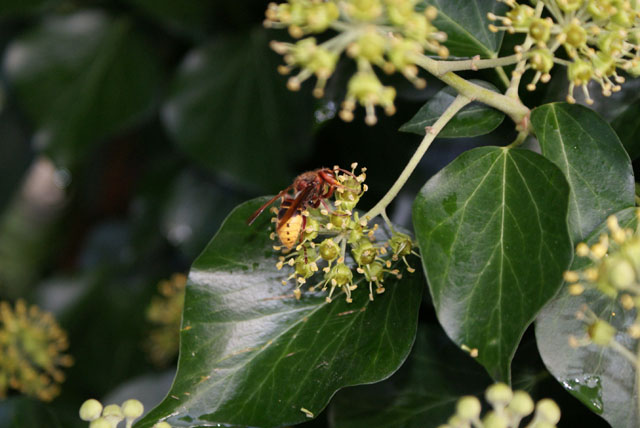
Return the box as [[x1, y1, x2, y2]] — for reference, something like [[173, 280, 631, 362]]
[[270, 164, 417, 303], [488, 0, 640, 104], [79, 398, 170, 428], [564, 212, 640, 348], [439, 383, 561, 428], [0, 299, 73, 401], [145, 273, 186, 368], [264, 0, 449, 125]]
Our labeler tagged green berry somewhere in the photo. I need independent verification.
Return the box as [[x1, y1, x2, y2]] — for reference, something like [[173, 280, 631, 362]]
[[319, 239, 340, 261]]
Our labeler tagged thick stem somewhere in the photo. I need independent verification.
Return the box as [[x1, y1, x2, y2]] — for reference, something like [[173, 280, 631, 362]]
[[364, 95, 471, 221], [429, 54, 520, 75], [413, 55, 531, 130]]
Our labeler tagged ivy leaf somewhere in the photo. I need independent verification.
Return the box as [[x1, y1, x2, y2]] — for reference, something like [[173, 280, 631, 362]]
[[162, 29, 314, 190], [3, 11, 161, 170], [135, 198, 423, 428], [531, 103, 635, 243], [611, 99, 640, 161], [536, 207, 639, 428], [329, 324, 491, 428], [413, 146, 572, 382], [422, 0, 507, 58], [399, 82, 504, 138]]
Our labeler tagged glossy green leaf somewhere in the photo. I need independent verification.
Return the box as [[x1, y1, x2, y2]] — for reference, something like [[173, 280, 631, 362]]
[[136, 198, 423, 428], [162, 29, 314, 190], [3, 11, 161, 169], [329, 324, 491, 428], [399, 82, 504, 138], [422, 0, 507, 58], [611, 98, 640, 161], [532, 103, 635, 243], [536, 207, 639, 428], [413, 146, 573, 382]]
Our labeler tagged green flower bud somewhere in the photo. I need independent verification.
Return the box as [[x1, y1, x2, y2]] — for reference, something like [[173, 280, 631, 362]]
[[350, 29, 387, 64], [89, 418, 112, 428], [326, 263, 353, 285], [390, 232, 413, 257], [598, 31, 625, 56], [352, 239, 378, 265], [319, 239, 340, 261], [611, 9, 634, 27], [535, 398, 561, 424], [336, 176, 362, 211], [567, 59, 593, 85], [346, 0, 383, 21], [103, 404, 124, 425], [291, 38, 318, 65], [485, 383, 513, 408], [568, 59, 594, 84], [564, 23, 587, 47], [388, 38, 423, 70], [456, 396, 481, 420], [506, 5, 535, 29], [364, 262, 384, 282], [557, 0, 584, 12], [529, 18, 552, 43], [508, 390, 534, 416], [627, 60, 640, 77], [303, 217, 320, 241], [607, 255, 636, 289], [482, 411, 508, 428], [307, 2, 340, 32], [295, 250, 318, 279], [308, 48, 339, 79], [79, 399, 103, 422], [385, 0, 414, 26], [330, 212, 349, 228], [347, 72, 383, 104], [529, 49, 554, 73], [621, 237, 640, 270], [588, 319, 616, 346], [122, 399, 144, 420], [404, 14, 436, 42], [587, 0, 616, 20], [593, 51, 616, 76]]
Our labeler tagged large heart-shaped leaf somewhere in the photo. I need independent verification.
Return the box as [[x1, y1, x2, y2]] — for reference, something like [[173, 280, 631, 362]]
[[329, 324, 491, 428], [136, 198, 423, 428], [3, 11, 161, 170], [536, 207, 639, 428], [531, 103, 635, 243], [422, 0, 507, 58], [611, 98, 640, 161], [413, 146, 572, 382], [399, 81, 504, 138], [162, 29, 314, 190]]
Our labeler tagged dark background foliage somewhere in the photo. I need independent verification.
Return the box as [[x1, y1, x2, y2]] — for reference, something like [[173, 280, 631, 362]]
[[0, 0, 629, 426]]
